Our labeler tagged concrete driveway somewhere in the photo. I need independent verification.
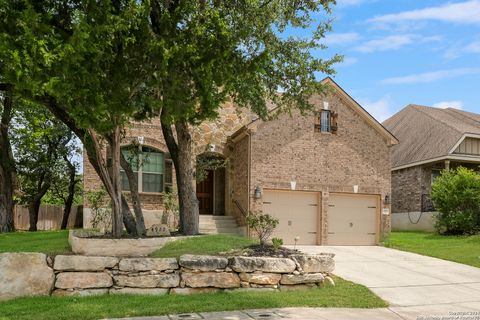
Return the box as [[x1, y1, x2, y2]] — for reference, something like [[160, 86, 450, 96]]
[[297, 245, 480, 319]]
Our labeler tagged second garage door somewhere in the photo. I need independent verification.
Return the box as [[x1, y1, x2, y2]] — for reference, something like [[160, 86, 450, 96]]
[[263, 190, 318, 245], [328, 193, 379, 245]]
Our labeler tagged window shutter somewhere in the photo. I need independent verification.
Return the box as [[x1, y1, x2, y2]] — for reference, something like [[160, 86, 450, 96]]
[[330, 111, 338, 134]]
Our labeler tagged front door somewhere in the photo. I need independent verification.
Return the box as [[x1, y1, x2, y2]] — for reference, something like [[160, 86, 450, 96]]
[[197, 170, 214, 215]]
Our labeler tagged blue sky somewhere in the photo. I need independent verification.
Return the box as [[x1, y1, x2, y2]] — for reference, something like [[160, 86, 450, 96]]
[[317, 0, 480, 122]]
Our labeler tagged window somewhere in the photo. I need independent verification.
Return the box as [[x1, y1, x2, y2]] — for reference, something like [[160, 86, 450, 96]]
[[431, 169, 441, 185], [314, 110, 331, 133], [120, 146, 172, 193]]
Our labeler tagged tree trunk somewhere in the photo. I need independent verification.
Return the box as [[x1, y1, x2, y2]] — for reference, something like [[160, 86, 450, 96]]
[[120, 154, 146, 236], [161, 117, 199, 235], [110, 125, 123, 238], [0, 84, 15, 233], [60, 156, 77, 230], [28, 178, 51, 231], [42, 97, 138, 235]]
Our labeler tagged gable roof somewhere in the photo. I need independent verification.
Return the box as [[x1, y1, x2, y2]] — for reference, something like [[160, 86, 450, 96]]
[[230, 77, 398, 145], [383, 104, 480, 169]]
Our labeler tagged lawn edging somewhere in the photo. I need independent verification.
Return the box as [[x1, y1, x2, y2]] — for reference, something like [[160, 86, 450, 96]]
[[0, 252, 335, 300]]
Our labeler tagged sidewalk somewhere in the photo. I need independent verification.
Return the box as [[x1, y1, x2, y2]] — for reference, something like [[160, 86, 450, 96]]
[[108, 307, 480, 320]]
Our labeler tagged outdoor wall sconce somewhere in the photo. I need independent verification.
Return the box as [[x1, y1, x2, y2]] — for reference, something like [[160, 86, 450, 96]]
[[254, 186, 262, 199], [353, 185, 359, 193], [290, 181, 297, 190], [384, 194, 391, 205]]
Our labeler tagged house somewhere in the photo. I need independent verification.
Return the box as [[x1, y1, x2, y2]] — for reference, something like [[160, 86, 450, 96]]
[[83, 78, 398, 245], [383, 105, 480, 230]]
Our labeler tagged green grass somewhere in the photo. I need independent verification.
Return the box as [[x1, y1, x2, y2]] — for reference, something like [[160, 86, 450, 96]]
[[0, 277, 387, 320], [150, 234, 257, 258], [0, 230, 70, 255], [384, 231, 480, 268]]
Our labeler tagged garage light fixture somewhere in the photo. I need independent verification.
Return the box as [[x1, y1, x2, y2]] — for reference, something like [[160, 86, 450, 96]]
[[384, 194, 391, 205], [254, 186, 262, 199], [353, 185, 359, 193], [290, 181, 296, 190]]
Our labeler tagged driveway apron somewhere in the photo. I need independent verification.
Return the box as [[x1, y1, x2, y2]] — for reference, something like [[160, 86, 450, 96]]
[[297, 245, 480, 319]]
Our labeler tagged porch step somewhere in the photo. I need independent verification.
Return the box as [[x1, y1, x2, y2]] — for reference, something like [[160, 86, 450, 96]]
[[199, 215, 241, 235]]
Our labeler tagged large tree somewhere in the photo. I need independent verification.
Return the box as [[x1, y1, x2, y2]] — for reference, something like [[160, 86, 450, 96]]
[[145, 0, 341, 234], [0, 0, 152, 237], [0, 83, 15, 232]]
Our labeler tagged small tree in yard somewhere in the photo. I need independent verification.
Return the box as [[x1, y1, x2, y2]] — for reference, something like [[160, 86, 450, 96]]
[[246, 212, 279, 245], [431, 167, 480, 235]]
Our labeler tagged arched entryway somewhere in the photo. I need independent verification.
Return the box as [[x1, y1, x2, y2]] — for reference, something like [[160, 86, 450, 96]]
[[196, 153, 226, 216]]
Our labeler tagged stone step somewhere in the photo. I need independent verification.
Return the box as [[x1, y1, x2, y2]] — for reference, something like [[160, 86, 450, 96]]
[[199, 221, 239, 227], [201, 228, 241, 235], [199, 216, 236, 221]]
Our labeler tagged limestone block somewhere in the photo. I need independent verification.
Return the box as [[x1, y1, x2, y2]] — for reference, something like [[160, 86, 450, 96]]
[[238, 273, 281, 285], [119, 258, 178, 272], [110, 288, 169, 295], [229, 257, 296, 273], [114, 273, 180, 288], [280, 273, 325, 285], [182, 272, 240, 288], [170, 287, 220, 295], [290, 254, 335, 273], [52, 288, 108, 296], [0, 253, 55, 300], [55, 272, 113, 289], [179, 255, 228, 271], [54, 255, 119, 271]]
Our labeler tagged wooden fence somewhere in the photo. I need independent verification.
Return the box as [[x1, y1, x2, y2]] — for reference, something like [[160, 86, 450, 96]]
[[14, 204, 83, 231]]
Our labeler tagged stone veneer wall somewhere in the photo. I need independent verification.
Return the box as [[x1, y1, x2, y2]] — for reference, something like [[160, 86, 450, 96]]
[[0, 252, 334, 300], [391, 166, 427, 213]]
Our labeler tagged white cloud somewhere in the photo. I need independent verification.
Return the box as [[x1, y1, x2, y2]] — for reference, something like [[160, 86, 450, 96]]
[[444, 40, 480, 59], [381, 68, 480, 85], [369, 1, 480, 25], [323, 32, 360, 46], [432, 101, 464, 110], [354, 35, 414, 53], [336, 0, 371, 7], [359, 96, 394, 122]]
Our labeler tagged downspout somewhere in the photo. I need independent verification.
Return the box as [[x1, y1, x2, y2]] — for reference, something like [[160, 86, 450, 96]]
[[246, 130, 251, 238]]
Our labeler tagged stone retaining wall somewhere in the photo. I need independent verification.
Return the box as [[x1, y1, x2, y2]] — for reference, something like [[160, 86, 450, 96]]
[[0, 253, 335, 300]]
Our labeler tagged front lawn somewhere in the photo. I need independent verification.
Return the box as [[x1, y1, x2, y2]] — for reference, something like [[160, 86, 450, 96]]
[[0, 277, 387, 320], [383, 231, 480, 268], [0, 230, 70, 255], [150, 234, 257, 258]]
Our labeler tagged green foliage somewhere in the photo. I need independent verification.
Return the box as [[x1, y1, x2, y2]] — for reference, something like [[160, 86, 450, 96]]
[[161, 188, 179, 231], [0, 230, 70, 255], [42, 174, 83, 206], [196, 152, 227, 182], [246, 212, 279, 245], [85, 188, 111, 234], [431, 167, 480, 235], [384, 231, 480, 268], [11, 104, 78, 206], [151, 234, 256, 258], [271, 237, 283, 251], [0, 277, 386, 320]]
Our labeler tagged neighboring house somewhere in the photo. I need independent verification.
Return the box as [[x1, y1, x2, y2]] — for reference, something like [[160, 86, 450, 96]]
[[83, 78, 397, 245], [383, 105, 480, 230]]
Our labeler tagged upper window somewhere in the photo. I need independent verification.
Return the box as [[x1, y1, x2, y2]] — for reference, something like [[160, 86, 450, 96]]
[[120, 146, 172, 193], [314, 110, 332, 133]]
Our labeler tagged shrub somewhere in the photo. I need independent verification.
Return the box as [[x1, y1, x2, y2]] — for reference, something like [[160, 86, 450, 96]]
[[86, 188, 112, 234], [161, 188, 179, 231], [246, 212, 279, 245], [271, 237, 283, 251], [431, 167, 480, 235]]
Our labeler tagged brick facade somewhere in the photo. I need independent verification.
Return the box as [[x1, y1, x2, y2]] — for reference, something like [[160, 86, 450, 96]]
[[234, 91, 393, 242]]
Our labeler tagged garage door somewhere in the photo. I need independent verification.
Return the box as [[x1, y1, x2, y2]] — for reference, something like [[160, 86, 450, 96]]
[[263, 190, 318, 245], [328, 193, 379, 245]]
